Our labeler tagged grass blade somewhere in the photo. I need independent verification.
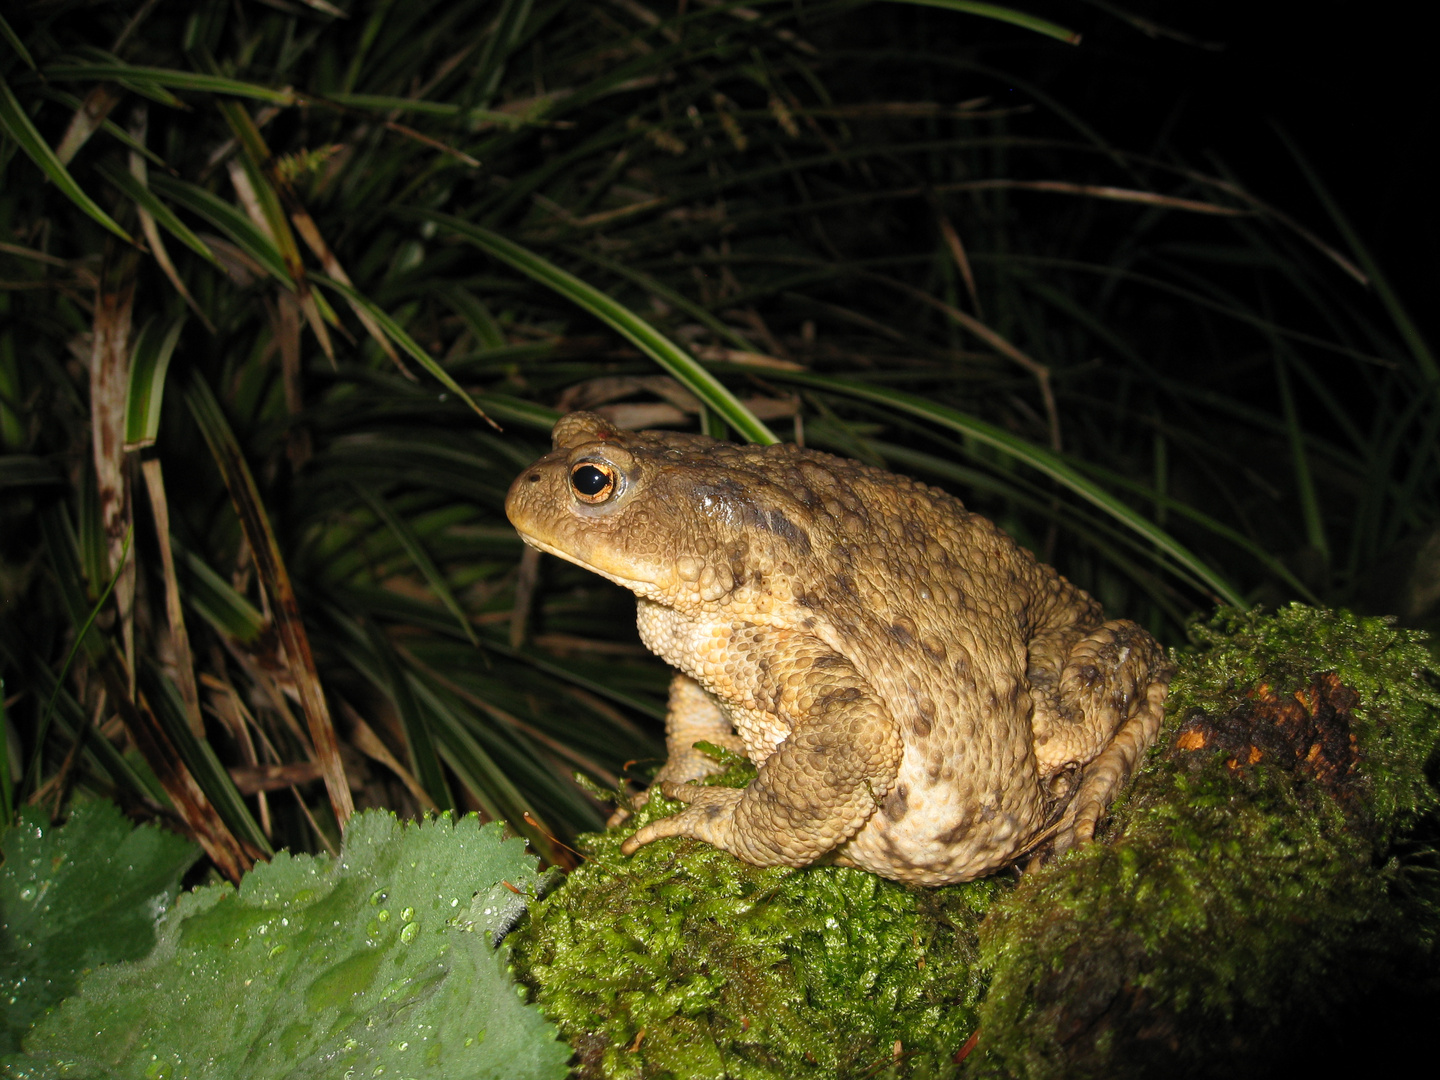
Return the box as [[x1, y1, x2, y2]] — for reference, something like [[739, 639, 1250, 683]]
[[167, 541, 266, 647], [123, 315, 185, 450], [27, 527, 131, 790], [0, 677, 13, 827], [186, 375, 355, 828], [1273, 347, 1328, 566], [308, 272, 495, 425], [1275, 126, 1439, 382], [880, 0, 1081, 43], [148, 173, 292, 284], [96, 160, 220, 268], [423, 212, 777, 443], [0, 74, 133, 244], [40, 63, 297, 105], [352, 482, 479, 645], [0, 13, 37, 71], [0, 456, 63, 489], [33, 507, 257, 878], [140, 658, 273, 856]]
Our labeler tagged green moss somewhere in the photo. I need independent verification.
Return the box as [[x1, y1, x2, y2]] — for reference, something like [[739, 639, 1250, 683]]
[[510, 758, 996, 1078], [973, 605, 1440, 1078], [513, 606, 1440, 1079]]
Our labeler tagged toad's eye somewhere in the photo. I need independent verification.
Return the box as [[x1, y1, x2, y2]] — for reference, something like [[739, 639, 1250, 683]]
[[570, 462, 617, 503]]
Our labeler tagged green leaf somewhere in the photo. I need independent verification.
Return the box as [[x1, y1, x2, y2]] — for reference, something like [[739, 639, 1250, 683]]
[[0, 802, 199, 1053], [0, 74, 133, 245], [94, 162, 220, 268], [147, 173, 292, 285], [307, 273, 493, 424], [123, 316, 186, 450], [39, 63, 296, 106], [420, 212, 778, 444], [879, 0, 1081, 43], [17, 811, 570, 1080]]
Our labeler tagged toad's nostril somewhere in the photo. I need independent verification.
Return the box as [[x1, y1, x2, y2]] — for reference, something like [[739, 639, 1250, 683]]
[[528, 473, 541, 483]]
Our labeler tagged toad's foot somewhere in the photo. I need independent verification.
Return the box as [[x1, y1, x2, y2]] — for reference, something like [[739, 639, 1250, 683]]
[[621, 692, 902, 867]]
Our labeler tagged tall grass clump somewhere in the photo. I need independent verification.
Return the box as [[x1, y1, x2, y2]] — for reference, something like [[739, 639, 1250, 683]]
[[0, 0, 1433, 869]]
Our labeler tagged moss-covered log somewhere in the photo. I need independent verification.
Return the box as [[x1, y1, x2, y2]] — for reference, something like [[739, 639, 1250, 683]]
[[510, 606, 1440, 1078], [974, 605, 1440, 1078]]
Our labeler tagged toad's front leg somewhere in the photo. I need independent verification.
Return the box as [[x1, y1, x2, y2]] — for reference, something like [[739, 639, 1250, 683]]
[[608, 673, 746, 827], [621, 643, 903, 867]]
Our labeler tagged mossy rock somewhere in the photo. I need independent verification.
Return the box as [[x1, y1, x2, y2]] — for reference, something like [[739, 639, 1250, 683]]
[[510, 769, 997, 1078], [511, 606, 1440, 1078]]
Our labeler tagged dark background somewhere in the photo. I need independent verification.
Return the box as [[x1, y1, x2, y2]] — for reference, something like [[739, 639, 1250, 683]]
[[1038, 0, 1436, 342]]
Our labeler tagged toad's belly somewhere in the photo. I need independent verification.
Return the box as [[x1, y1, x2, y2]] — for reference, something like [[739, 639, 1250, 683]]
[[836, 754, 1046, 885]]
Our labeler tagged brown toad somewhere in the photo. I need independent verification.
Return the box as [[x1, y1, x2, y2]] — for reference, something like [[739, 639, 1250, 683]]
[[506, 412, 1172, 885]]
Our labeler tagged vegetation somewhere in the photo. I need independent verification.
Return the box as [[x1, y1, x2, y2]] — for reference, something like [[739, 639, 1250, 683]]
[[975, 605, 1440, 1078], [0, 800, 197, 1053], [9, 601, 1440, 1079], [510, 606, 1440, 1078], [3, 809, 570, 1079], [510, 751, 997, 1078], [1, 0, 1437, 1058]]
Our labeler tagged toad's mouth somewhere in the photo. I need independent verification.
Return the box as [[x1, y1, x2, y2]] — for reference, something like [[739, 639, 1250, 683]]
[[515, 531, 661, 597]]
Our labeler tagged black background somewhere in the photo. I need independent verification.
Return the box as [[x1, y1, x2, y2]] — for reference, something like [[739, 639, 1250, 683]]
[[1053, 0, 1436, 341]]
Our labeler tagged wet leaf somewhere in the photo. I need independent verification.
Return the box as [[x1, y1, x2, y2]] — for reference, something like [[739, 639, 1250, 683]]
[[15, 811, 569, 1079], [0, 802, 199, 1053]]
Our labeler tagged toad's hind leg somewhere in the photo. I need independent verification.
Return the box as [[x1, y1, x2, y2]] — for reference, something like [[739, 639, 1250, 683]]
[[1030, 620, 1173, 852]]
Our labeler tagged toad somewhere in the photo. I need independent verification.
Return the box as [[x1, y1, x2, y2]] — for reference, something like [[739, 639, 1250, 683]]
[[506, 412, 1172, 885]]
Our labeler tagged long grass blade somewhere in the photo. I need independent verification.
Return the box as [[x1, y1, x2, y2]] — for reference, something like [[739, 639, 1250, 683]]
[[352, 482, 478, 645], [148, 173, 292, 284], [33, 509, 253, 879], [140, 659, 273, 856], [1273, 347, 1329, 565], [175, 545, 267, 645], [0, 13, 37, 71], [325, 612, 452, 813], [423, 212, 777, 443], [123, 315, 185, 450], [97, 160, 221, 268], [308, 272, 495, 424], [0, 456, 63, 489], [40, 62, 297, 105], [1275, 126, 1439, 382], [27, 526, 132, 790], [0, 74, 133, 244], [186, 375, 355, 828], [90, 250, 139, 684], [0, 677, 13, 827], [54, 85, 122, 166], [879, 0, 1081, 43]]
